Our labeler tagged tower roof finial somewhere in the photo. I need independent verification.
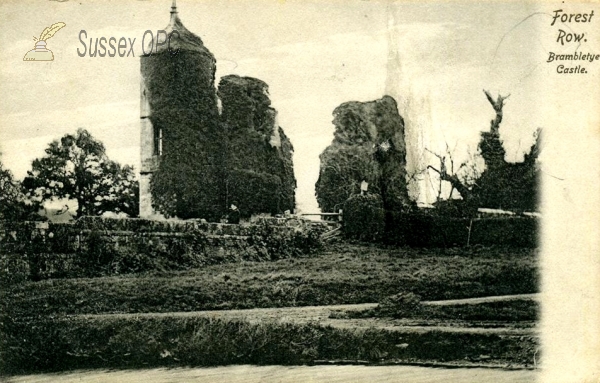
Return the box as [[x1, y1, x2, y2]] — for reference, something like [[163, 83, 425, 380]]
[[144, 0, 208, 55], [169, 0, 178, 26]]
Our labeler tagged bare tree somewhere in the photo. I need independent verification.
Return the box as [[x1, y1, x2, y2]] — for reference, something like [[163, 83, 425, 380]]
[[425, 145, 477, 204]]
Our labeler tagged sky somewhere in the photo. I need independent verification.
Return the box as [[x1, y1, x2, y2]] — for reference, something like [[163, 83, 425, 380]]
[[0, 0, 570, 213], [1, 1, 600, 379]]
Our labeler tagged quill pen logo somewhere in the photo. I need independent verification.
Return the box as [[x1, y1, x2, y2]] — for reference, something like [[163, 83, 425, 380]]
[[23, 22, 66, 61]]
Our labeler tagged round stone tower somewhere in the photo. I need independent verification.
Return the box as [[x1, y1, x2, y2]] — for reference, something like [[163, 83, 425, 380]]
[[139, 0, 220, 218]]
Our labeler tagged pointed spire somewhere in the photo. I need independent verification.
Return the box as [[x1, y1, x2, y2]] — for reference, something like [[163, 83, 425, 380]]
[[169, 0, 179, 27], [147, 0, 208, 55]]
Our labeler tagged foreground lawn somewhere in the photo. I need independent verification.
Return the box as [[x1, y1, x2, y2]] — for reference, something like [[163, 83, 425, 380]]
[[0, 315, 538, 375], [1, 243, 538, 317]]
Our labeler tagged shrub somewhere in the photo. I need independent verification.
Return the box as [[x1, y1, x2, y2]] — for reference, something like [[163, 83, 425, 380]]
[[342, 193, 385, 241], [0, 253, 29, 286], [376, 292, 422, 318], [72, 230, 118, 277], [293, 226, 322, 254], [248, 224, 321, 260]]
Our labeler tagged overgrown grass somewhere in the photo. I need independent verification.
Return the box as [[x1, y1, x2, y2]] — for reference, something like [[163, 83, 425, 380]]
[[339, 299, 538, 322], [0, 315, 538, 375], [420, 300, 538, 322], [1, 244, 538, 318]]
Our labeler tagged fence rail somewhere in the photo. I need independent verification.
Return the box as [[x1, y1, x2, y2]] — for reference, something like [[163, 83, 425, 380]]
[[300, 211, 343, 221]]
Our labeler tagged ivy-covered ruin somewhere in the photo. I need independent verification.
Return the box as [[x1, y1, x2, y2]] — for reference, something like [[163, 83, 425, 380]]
[[315, 95, 412, 215], [140, 4, 295, 220]]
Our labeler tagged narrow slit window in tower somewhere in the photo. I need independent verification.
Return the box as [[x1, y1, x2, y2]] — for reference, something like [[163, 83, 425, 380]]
[[154, 126, 163, 156]]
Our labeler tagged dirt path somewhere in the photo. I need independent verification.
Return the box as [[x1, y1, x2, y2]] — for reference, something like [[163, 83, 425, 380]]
[[4, 365, 539, 383], [81, 294, 539, 335], [423, 293, 540, 306]]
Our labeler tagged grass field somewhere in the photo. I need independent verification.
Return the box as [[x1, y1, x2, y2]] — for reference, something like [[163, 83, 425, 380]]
[[1, 243, 538, 318], [0, 243, 539, 374]]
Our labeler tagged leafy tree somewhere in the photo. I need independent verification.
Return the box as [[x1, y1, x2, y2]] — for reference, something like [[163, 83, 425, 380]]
[[0, 158, 41, 221], [22, 129, 139, 217]]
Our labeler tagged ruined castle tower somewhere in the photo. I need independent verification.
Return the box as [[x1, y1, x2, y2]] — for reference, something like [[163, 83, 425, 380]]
[[140, 0, 220, 218], [140, 1, 297, 220]]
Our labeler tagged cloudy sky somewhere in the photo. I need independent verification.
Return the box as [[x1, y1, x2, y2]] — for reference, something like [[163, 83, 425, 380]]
[[1, 0, 600, 378]]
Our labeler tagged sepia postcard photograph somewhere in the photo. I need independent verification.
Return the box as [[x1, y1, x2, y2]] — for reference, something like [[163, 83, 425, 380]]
[[0, 0, 598, 382]]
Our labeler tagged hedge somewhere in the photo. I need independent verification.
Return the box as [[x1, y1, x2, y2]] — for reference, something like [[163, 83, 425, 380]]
[[384, 212, 538, 248], [342, 194, 385, 241]]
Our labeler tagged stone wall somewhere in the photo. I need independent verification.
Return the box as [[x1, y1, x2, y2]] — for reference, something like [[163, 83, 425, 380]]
[[0, 217, 328, 281]]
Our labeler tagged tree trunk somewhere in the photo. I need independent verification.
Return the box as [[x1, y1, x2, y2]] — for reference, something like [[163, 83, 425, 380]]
[[484, 90, 509, 134]]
